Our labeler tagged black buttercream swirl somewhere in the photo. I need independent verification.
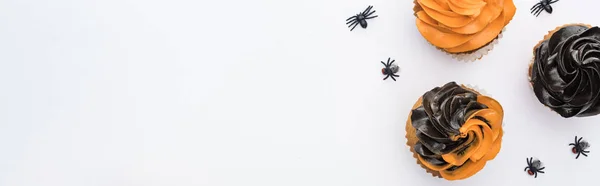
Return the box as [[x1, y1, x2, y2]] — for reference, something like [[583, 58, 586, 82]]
[[411, 82, 487, 165], [531, 25, 600, 118]]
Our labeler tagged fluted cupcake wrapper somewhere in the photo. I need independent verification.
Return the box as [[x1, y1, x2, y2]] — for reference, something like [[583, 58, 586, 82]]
[[463, 84, 488, 97], [405, 84, 492, 180], [450, 30, 503, 62], [528, 23, 592, 116]]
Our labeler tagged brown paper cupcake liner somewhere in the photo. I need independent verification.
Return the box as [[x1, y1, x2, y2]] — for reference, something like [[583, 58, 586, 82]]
[[413, 0, 503, 62], [450, 31, 502, 62]]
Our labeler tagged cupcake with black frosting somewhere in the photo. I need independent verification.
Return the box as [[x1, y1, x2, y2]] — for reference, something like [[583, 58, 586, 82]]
[[406, 82, 504, 180], [529, 24, 600, 118]]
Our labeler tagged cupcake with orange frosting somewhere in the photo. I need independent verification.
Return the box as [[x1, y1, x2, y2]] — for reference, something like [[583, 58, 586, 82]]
[[414, 0, 516, 61], [406, 82, 504, 180]]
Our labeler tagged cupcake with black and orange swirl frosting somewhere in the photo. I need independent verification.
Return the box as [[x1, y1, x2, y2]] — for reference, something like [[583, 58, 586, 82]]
[[529, 24, 600, 118], [406, 82, 504, 180], [413, 0, 516, 61]]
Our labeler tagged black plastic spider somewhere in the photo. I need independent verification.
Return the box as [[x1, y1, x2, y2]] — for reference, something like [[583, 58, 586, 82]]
[[530, 0, 559, 17], [381, 58, 399, 81], [524, 157, 545, 178], [346, 5, 378, 31], [569, 136, 590, 159]]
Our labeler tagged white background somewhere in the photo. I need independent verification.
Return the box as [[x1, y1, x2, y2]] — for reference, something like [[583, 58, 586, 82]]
[[0, 0, 599, 185]]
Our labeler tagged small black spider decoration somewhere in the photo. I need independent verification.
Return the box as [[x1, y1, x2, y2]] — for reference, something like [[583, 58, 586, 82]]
[[381, 58, 399, 81], [569, 136, 590, 159], [530, 0, 559, 17], [346, 5, 378, 31], [524, 157, 545, 178]]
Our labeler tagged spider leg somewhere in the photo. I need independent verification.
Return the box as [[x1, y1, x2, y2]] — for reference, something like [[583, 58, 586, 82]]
[[346, 15, 356, 21], [348, 22, 358, 30], [538, 6, 552, 15], [365, 15, 378, 20], [538, 170, 545, 173], [534, 172, 538, 178], [534, 8, 544, 17], [533, 6, 544, 17], [530, 6, 541, 14], [390, 75, 396, 81], [524, 167, 529, 172], [578, 137, 583, 143], [346, 21, 357, 27], [528, 157, 532, 165], [365, 10, 377, 17], [582, 152, 588, 157], [538, 167, 545, 170], [530, 3, 541, 11], [346, 20, 357, 28], [530, 7, 541, 15], [381, 61, 387, 66], [569, 143, 576, 146], [349, 22, 359, 31], [531, 6, 544, 14], [576, 152, 581, 159], [346, 19, 357, 24], [393, 74, 399, 77], [584, 150, 590, 153], [383, 75, 389, 80], [366, 11, 376, 17], [549, 0, 559, 4], [389, 59, 395, 64], [363, 5, 373, 15]]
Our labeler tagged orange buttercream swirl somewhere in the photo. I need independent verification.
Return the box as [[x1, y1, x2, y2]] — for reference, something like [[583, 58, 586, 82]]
[[410, 82, 504, 180], [415, 0, 516, 53]]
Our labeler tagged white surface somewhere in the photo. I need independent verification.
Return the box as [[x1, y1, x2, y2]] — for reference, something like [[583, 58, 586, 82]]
[[0, 0, 599, 185]]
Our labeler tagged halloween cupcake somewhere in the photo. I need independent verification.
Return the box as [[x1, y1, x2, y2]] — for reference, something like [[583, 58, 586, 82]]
[[406, 82, 504, 180], [529, 24, 600, 118], [413, 0, 516, 62]]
